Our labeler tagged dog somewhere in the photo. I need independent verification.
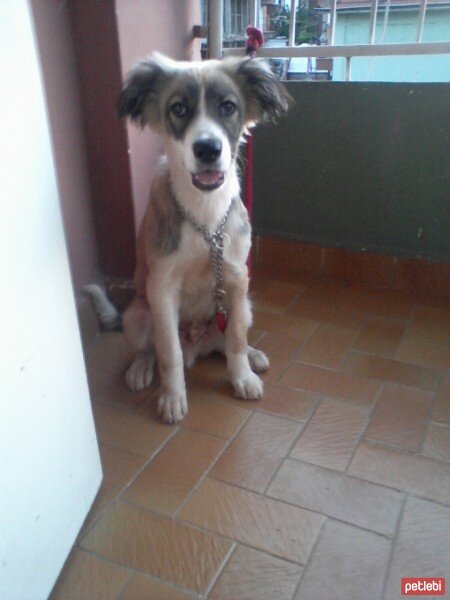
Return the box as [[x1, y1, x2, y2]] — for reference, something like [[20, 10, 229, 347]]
[[89, 53, 290, 423]]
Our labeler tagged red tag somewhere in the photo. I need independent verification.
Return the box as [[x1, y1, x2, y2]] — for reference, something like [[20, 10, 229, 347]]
[[216, 310, 228, 333]]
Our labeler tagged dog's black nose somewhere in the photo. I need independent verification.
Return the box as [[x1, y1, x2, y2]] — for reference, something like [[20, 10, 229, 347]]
[[193, 137, 222, 163]]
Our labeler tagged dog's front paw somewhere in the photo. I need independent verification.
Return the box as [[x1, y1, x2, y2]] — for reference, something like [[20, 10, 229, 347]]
[[232, 371, 263, 400], [126, 356, 154, 392], [158, 391, 188, 424]]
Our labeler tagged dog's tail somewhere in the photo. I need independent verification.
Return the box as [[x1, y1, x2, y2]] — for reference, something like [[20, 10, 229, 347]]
[[84, 284, 123, 331]]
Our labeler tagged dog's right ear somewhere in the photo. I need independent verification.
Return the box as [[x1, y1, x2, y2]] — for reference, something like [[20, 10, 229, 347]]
[[118, 54, 171, 129]]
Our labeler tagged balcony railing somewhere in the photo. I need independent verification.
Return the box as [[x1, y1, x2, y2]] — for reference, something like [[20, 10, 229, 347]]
[[208, 0, 450, 81]]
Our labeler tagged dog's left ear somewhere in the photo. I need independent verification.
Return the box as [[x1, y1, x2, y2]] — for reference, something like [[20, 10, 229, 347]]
[[225, 57, 292, 126]]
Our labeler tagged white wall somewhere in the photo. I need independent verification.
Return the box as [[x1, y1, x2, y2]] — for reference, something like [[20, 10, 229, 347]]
[[0, 2, 102, 598]]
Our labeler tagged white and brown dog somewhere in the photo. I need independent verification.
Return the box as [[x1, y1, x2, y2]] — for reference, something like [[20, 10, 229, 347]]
[[90, 54, 290, 423]]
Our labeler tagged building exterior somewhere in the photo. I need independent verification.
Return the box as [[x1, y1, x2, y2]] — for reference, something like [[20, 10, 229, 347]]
[[332, 0, 450, 81]]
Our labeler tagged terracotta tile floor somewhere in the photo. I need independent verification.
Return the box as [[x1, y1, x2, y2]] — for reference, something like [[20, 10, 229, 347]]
[[52, 277, 450, 599]]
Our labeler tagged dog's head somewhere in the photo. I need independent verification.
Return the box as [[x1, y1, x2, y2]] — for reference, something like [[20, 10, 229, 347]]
[[118, 53, 291, 192]]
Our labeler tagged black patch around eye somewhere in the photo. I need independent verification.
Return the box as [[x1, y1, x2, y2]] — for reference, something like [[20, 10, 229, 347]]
[[169, 102, 187, 118], [220, 101, 236, 117], [164, 78, 200, 140], [205, 79, 244, 155]]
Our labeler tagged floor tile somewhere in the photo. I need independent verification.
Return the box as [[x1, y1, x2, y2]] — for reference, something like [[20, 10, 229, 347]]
[[123, 429, 226, 516], [287, 280, 364, 331], [267, 459, 403, 536], [209, 545, 303, 600], [211, 412, 303, 493], [178, 478, 324, 564], [297, 323, 357, 369], [295, 520, 391, 600], [395, 259, 450, 302], [248, 271, 272, 296], [186, 353, 228, 388], [251, 383, 319, 421], [323, 247, 396, 288], [289, 398, 370, 471], [253, 280, 305, 314], [396, 333, 450, 372], [87, 366, 117, 397], [78, 299, 100, 350], [50, 548, 129, 600], [81, 501, 231, 593], [247, 326, 266, 346], [432, 377, 450, 425], [336, 285, 413, 320], [252, 310, 319, 341], [288, 303, 366, 331], [343, 351, 441, 391], [83, 444, 145, 530], [254, 333, 306, 383], [364, 384, 433, 452], [181, 390, 251, 439], [120, 574, 194, 599], [92, 402, 176, 458], [384, 496, 450, 600], [422, 422, 450, 462], [409, 305, 450, 345], [85, 332, 133, 374], [95, 374, 157, 408], [348, 442, 450, 505], [352, 317, 404, 357], [257, 236, 323, 280], [290, 279, 348, 306], [279, 362, 381, 407]]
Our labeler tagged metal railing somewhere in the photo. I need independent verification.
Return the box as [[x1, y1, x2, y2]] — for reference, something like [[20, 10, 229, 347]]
[[209, 0, 450, 81]]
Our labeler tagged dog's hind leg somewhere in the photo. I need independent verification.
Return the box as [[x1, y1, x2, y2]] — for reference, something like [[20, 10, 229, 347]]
[[211, 336, 269, 374], [123, 298, 155, 391]]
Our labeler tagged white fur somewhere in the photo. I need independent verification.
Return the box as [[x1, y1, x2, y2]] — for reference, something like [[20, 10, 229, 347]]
[[123, 58, 269, 422]]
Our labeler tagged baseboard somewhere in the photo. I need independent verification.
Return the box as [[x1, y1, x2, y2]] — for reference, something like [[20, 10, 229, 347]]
[[255, 235, 450, 302]]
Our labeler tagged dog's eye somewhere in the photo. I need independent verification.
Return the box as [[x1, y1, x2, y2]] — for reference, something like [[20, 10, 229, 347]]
[[169, 102, 187, 118], [220, 100, 236, 117]]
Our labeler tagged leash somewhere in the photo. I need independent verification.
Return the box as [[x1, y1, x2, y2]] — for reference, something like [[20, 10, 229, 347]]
[[172, 195, 235, 333]]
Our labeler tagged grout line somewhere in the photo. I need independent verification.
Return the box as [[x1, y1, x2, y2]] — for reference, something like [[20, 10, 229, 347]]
[[203, 542, 237, 598], [268, 322, 321, 386], [261, 395, 324, 495], [78, 546, 198, 598], [380, 493, 408, 600], [173, 409, 254, 519], [113, 573, 134, 600], [285, 356, 441, 396], [418, 383, 440, 455], [77, 426, 180, 542], [344, 381, 387, 473], [119, 495, 306, 567], [290, 516, 328, 600]]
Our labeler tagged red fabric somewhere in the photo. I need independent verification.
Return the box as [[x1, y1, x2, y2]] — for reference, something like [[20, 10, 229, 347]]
[[246, 26, 264, 50]]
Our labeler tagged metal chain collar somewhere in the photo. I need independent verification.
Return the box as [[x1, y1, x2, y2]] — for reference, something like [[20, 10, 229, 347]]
[[172, 194, 235, 318]]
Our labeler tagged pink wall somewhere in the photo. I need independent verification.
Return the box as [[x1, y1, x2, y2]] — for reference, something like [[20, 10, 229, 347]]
[[115, 0, 202, 228], [30, 0, 202, 290], [30, 0, 99, 305]]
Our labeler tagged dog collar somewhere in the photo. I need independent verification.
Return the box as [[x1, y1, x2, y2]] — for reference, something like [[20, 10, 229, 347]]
[[172, 195, 235, 333]]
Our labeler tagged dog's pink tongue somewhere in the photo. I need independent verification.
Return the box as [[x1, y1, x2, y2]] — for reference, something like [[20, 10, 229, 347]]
[[196, 170, 222, 185]]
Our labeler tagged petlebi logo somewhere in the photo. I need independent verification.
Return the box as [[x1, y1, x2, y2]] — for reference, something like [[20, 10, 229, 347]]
[[401, 578, 446, 596]]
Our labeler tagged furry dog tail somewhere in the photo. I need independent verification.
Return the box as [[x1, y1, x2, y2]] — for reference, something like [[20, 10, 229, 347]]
[[84, 284, 123, 331]]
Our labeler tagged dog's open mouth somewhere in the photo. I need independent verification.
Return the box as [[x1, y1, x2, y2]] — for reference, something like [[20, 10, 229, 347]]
[[191, 170, 225, 191]]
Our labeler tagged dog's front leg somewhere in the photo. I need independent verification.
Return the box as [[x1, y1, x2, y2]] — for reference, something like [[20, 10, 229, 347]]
[[225, 275, 263, 400], [146, 278, 187, 423]]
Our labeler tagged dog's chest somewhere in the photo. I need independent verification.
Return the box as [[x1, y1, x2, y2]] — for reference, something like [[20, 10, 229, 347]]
[[175, 212, 249, 322]]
